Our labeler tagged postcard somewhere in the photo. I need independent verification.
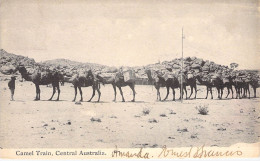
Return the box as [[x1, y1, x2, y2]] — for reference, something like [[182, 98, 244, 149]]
[[0, 0, 259, 159]]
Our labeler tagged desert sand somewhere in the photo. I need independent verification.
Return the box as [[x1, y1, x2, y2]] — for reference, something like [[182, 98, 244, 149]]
[[0, 79, 259, 148]]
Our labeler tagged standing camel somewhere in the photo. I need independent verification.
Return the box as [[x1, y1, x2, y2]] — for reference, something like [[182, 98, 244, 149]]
[[97, 72, 136, 102], [222, 76, 235, 98], [195, 73, 224, 99], [233, 76, 250, 99], [15, 66, 61, 101], [185, 72, 197, 99], [249, 76, 260, 98], [70, 70, 101, 102], [145, 69, 187, 101], [145, 69, 167, 101]]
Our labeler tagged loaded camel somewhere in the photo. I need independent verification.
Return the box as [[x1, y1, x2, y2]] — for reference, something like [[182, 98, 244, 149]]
[[15, 66, 61, 101], [221, 75, 235, 98], [96, 71, 136, 102], [233, 77, 250, 99], [185, 71, 197, 99], [249, 77, 260, 98], [70, 70, 101, 102], [195, 73, 224, 99], [145, 69, 188, 101]]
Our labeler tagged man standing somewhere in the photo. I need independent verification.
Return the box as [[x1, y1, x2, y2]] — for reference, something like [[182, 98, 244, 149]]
[[8, 75, 16, 101]]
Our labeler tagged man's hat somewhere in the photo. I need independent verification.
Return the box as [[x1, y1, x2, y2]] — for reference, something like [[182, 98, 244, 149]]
[[11, 75, 16, 79]]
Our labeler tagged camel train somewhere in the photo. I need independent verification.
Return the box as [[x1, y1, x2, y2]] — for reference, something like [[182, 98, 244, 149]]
[[13, 65, 259, 102]]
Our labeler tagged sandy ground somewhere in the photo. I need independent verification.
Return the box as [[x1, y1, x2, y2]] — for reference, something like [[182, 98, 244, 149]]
[[0, 79, 259, 148]]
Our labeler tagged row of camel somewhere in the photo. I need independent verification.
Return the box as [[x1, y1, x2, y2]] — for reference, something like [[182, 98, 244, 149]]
[[13, 66, 259, 102]]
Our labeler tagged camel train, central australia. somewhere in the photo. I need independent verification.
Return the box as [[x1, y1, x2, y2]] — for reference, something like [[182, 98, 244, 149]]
[[13, 64, 259, 102]]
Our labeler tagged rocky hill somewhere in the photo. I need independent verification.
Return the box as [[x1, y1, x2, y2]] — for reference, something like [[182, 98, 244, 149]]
[[0, 49, 258, 80], [0, 49, 36, 74]]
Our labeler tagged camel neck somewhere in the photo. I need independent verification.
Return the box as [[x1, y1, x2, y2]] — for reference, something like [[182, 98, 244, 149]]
[[146, 71, 154, 83], [21, 73, 32, 81], [196, 76, 204, 84]]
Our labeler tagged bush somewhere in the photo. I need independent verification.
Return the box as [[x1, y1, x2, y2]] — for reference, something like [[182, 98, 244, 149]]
[[142, 108, 150, 116], [195, 105, 209, 115]]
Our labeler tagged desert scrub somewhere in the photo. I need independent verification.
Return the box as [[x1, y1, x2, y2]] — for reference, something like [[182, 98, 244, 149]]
[[195, 104, 209, 115], [142, 108, 150, 116]]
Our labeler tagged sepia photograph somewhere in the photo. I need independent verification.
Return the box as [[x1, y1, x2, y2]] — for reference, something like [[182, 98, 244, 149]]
[[0, 0, 259, 159]]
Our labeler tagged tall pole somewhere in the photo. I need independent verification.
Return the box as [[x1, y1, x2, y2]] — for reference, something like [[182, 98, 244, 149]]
[[181, 28, 184, 103]]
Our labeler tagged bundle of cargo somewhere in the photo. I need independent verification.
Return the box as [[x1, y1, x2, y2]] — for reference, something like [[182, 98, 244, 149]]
[[222, 76, 230, 83], [99, 72, 115, 78], [187, 71, 194, 79], [162, 71, 176, 81], [211, 72, 221, 79], [123, 70, 136, 83]]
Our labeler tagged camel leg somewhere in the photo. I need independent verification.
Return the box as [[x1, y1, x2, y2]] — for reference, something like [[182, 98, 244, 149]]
[[247, 87, 250, 99], [57, 85, 60, 101], [210, 87, 213, 99], [163, 86, 170, 101], [172, 87, 175, 101], [88, 86, 96, 102], [235, 87, 239, 99], [156, 87, 161, 101], [189, 86, 193, 99], [226, 87, 230, 98], [205, 87, 209, 99], [194, 84, 197, 99], [34, 84, 38, 101], [129, 84, 136, 102], [49, 86, 56, 101], [97, 85, 101, 102], [37, 85, 41, 100], [231, 87, 234, 98], [118, 87, 125, 102], [184, 86, 187, 100], [49, 85, 57, 100], [253, 88, 256, 98], [113, 84, 117, 102], [79, 87, 83, 102], [72, 86, 77, 102]]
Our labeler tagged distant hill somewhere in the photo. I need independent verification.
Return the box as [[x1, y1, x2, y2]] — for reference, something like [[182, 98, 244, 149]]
[[0, 49, 36, 67], [41, 59, 107, 69]]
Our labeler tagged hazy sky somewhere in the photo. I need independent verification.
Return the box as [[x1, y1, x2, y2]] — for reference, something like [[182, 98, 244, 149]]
[[0, 0, 259, 69]]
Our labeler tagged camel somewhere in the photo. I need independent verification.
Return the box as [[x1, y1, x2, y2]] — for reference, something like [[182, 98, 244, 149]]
[[145, 69, 187, 101], [145, 69, 167, 101], [15, 66, 61, 101], [222, 76, 235, 98], [69, 70, 101, 102], [185, 72, 197, 99], [96, 72, 136, 102], [233, 76, 250, 99], [250, 78, 259, 98], [195, 73, 224, 99]]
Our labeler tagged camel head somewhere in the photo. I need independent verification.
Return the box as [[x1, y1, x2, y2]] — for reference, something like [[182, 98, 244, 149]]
[[14, 65, 27, 75]]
